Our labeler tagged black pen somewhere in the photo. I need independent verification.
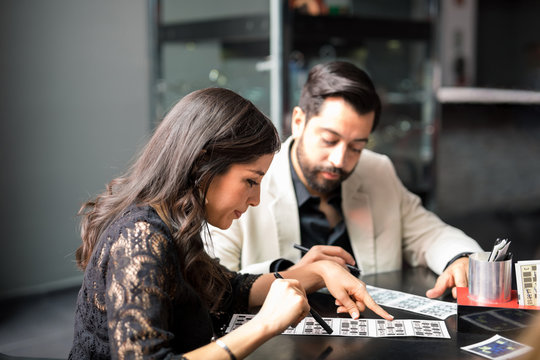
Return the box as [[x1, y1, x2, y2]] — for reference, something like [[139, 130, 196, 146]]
[[293, 244, 361, 277], [273, 272, 334, 334]]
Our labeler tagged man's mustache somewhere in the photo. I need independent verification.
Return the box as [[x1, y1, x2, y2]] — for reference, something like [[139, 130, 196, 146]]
[[315, 166, 346, 177]]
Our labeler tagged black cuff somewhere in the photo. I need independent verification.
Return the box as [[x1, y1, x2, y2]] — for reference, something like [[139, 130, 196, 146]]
[[269, 258, 295, 272], [444, 252, 472, 270]]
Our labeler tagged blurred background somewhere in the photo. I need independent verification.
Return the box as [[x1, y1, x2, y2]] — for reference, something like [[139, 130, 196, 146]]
[[1, 0, 539, 358]]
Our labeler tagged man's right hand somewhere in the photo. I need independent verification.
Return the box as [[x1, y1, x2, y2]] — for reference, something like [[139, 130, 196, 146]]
[[291, 245, 356, 271]]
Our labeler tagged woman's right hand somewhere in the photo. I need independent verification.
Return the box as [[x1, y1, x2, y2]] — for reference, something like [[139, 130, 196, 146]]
[[184, 279, 310, 360], [252, 278, 310, 336]]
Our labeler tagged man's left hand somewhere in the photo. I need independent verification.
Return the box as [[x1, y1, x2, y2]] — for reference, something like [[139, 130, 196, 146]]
[[426, 257, 469, 299]]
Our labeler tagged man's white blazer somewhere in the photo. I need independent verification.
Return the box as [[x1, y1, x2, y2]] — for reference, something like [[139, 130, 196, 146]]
[[208, 137, 482, 275]]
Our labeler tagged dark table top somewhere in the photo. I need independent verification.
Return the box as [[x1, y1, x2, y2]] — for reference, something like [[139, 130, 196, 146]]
[[246, 266, 527, 360]]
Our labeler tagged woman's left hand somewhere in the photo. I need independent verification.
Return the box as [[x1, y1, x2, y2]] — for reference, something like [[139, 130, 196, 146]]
[[316, 260, 394, 321]]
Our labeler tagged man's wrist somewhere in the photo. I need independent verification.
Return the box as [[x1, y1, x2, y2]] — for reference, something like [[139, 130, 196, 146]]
[[444, 252, 472, 270], [269, 258, 295, 272]]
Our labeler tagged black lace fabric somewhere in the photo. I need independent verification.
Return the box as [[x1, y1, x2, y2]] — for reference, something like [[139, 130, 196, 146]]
[[69, 205, 260, 359]]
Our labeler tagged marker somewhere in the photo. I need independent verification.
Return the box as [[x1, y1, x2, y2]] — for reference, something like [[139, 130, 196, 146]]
[[273, 271, 334, 334], [293, 244, 361, 277]]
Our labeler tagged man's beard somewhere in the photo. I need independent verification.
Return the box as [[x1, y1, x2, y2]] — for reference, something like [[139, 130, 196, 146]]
[[295, 136, 354, 195]]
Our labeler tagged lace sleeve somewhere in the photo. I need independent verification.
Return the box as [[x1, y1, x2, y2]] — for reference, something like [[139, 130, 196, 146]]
[[105, 220, 185, 359], [212, 267, 261, 334], [228, 272, 261, 314]]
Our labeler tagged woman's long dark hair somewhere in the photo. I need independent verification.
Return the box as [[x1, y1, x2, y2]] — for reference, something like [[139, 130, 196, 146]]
[[76, 88, 280, 308]]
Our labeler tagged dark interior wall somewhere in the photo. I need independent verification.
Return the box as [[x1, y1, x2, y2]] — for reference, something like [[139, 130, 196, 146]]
[[437, 104, 540, 216], [476, 0, 540, 89], [436, 104, 540, 258], [0, 0, 151, 299], [434, 0, 540, 259]]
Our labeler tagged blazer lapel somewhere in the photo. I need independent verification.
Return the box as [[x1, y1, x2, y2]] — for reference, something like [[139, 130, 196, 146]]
[[342, 181, 376, 274], [266, 137, 302, 262]]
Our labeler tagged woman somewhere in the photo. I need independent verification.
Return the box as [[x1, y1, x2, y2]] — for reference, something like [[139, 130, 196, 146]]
[[69, 88, 392, 360]]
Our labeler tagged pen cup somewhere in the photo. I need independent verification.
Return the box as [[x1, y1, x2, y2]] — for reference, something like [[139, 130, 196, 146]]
[[468, 252, 512, 304]]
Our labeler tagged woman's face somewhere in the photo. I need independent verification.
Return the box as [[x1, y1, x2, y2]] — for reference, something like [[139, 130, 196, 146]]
[[205, 153, 274, 230]]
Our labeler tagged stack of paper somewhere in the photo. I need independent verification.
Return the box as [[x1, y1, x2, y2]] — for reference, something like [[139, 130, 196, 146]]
[[515, 260, 539, 306]]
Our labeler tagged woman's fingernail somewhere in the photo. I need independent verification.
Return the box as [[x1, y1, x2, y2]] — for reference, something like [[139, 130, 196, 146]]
[[351, 312, 359, 319]]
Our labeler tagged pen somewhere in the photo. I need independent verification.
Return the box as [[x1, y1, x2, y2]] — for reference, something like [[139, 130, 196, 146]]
[[293, 244, 361, 277], [273, 271, 334, 334]]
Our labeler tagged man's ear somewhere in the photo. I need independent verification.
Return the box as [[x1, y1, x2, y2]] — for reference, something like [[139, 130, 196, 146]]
[[291, 106, 306, 138]]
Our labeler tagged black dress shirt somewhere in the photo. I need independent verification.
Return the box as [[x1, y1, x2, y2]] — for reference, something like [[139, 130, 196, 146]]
[[268, 147, 357, 272], [289, 155, 356, 259]]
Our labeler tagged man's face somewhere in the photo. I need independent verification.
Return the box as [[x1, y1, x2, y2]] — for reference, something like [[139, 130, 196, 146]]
[[291, 97, 374, 196]]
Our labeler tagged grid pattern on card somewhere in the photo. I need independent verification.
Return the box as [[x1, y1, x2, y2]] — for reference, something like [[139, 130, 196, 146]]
[[515, 261, 539, 306], [366, 285, 457, 319], [226, 314, 450, 339]]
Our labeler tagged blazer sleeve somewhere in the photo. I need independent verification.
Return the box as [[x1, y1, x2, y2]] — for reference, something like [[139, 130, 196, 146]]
[[206, 221, 244, 272], [387, 159, 484, 274], [238, 259, 275, 275], [207, 220, 276, 274]]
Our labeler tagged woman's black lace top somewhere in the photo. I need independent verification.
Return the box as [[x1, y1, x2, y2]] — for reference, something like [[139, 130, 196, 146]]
[[69, 204, 260, 359]]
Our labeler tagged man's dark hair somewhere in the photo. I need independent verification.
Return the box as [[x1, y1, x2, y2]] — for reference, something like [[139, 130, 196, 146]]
[[298, 61, 381, 131]]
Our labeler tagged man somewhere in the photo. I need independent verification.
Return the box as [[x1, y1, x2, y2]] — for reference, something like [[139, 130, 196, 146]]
[[209, 61, 483, 298]]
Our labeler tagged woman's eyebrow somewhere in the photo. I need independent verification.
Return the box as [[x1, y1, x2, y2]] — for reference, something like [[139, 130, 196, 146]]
[[249, 169, 265, 176]]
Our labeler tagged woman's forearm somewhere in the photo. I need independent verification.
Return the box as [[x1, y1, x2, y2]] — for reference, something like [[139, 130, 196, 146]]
[[248, 261, 327, 308], [183, 319, 272, 360], [185, 277, 311, 360]]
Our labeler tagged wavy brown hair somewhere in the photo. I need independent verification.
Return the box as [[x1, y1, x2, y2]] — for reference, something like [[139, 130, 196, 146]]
[[76, 87, 280, 308]]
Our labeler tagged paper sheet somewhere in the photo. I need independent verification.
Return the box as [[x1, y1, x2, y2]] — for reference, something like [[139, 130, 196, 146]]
[[461, 334, 533, 359], [514, 260, 539, 306], [366, 285, 457, 319], [226, 314, 451, 338]]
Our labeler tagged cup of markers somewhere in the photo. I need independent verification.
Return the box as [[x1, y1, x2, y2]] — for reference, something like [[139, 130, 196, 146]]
[[468, 238, 513, 304]]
